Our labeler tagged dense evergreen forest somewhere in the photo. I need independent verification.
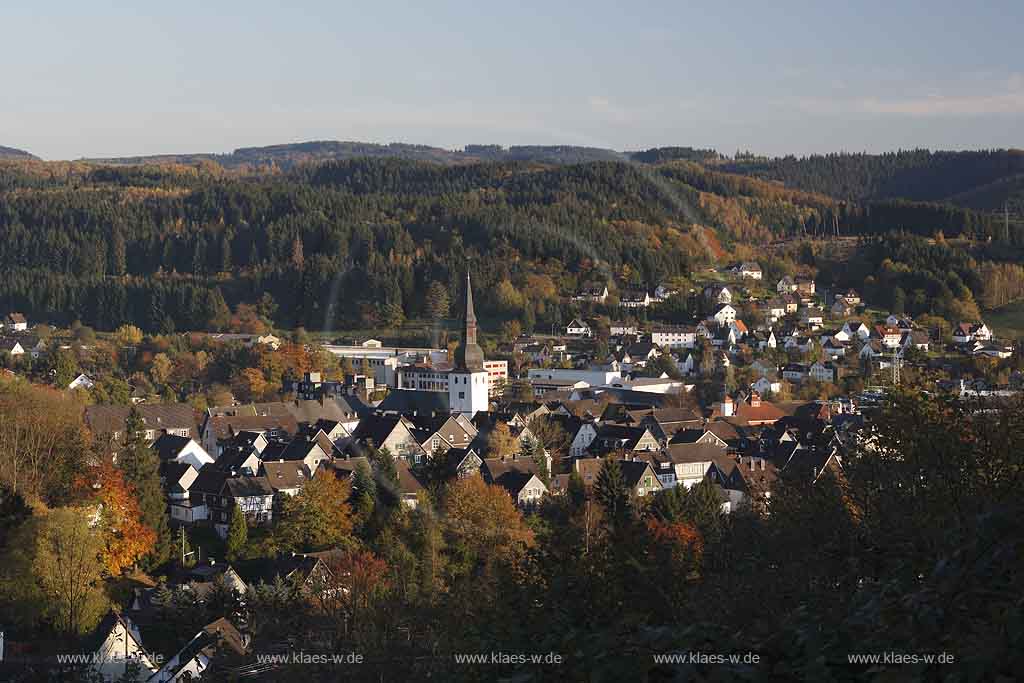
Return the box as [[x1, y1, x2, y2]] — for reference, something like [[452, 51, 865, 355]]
[[0, 154, 1020, 333], [722, 148, 1024, 206]]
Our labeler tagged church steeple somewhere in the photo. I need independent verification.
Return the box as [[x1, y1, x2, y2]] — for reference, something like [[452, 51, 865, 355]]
[[454, 272, 484, 371]]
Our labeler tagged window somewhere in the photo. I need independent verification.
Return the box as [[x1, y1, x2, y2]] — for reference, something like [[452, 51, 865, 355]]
[[459, 392, 465, 399]]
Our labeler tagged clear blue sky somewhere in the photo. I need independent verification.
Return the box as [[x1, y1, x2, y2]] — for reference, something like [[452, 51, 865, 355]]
[[2, 0, 1022, 159]]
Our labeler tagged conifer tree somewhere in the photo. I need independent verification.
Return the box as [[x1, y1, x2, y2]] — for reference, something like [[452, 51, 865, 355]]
[[117, 407, 171, 568], [226, 504, 247, 561], [595, 456, 632, 527]]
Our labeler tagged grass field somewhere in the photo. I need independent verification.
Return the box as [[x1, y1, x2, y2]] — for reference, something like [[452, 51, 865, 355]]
[[986, 300, 1024, 340]]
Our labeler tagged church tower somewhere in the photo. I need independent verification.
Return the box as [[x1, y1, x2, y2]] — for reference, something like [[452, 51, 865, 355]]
[[449, 272, 489, 416]]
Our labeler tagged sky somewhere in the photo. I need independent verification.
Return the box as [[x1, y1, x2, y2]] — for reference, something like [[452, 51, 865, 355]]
[[2, 0, 1022, 160]]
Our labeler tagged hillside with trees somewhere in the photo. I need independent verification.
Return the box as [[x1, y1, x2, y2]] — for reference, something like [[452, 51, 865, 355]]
[[0, 154, 1021, 335], [721, 148, 1024, 205], [0, 145, 36, 160]]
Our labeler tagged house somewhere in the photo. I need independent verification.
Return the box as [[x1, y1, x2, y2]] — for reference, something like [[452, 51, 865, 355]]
[[737, 262, 763, 280], [800, 307, 824, 327], [831, 297, 855, 318], [953, 322, 992, 344], [764, 300, 787, 323], [545, 414, 598, 458], [901, 330, 930, 352], [395, 459, 427, 508], [86, 404, 197, 447], [729, 320, 749, 340], [189, 470, 275, 537], [153, 433, 215, 470], [752, 375, 782, 396], [776, 276, 797, 293], [859, 339, 886, 361], [565, 318, 592, 337], [347, 414, 425, 464], [782, 363, 808, 383], [703, 285, 732, 305], [492, 470, 548, 508], [481, 455, 549, 507], [0, 337, 26, 356], [260, 459, 314, 497], [974, 342, 1014, 359], [590, 424, 661, 454], [82, 611, 159, 681], [795, 279, 816, 296], [149, 617, 248, 683], [573, 283, 609, 304], [781, 294, 800, 314], [729, 391, 786, 426], [809, 361, 837, 383], [838, 289, 861, 306], [624, 342, 660, 367], [822, 337, 848, 359], [885, 315, 914, 331], [842, 320, 870, 341], [663, 443, 731, 489], [163, 462, 204, 525], [651, 325, 697, 349], [65, 372, 95, 391], [609, 321, 638, 337], [620, 289, 652, 308], [675, 351, 696, 375], [670, 428, 729, 450], [712, 304, 737, 326], [574, 457, 663, 497], [3, 313, 28, 331], [874, 325, 903, 349]]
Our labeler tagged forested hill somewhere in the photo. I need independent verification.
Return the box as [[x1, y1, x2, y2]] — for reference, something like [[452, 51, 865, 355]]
[[721, 149, 1024, 208], [0, 155, 1018, 334], [0, 145, 36, 160], [80, 141, 631, 169]]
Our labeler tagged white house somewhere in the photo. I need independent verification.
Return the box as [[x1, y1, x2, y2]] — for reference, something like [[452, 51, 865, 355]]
[[953, 322, 992, 344], [738, 262, 763, 280], [87, 612, 160, 682], [777, 276, 797, 293], [573, 284, 609, 304], [565, 318, 592, 337], [752, 376, 782, 395], [609, 322, 638, 337], [712, 304, 737, 326], [620, 290, 652, 308], [809, 361, 837, 383], [651, 326, 697, 349], [842, 320, 870, 341], [782, 363, 808, 383], [3, 313, 28, 331]]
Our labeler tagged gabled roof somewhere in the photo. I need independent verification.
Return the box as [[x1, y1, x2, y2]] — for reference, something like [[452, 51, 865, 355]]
[[152, 433, 193, 461], [222, 475, 274, 498], [86, 404, 197, 439], [665, 442, 731, 464], [260, 460, 311, 490]]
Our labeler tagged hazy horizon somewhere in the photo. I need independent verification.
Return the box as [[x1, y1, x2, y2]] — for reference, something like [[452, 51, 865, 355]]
[[3, 1, 1022, 160]]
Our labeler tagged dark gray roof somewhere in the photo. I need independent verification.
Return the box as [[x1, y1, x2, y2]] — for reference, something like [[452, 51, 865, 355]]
[[376, 389, 451, 416], [152, 433, 192, 461]]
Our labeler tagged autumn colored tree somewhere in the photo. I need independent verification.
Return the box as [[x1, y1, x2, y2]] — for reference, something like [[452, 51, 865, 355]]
[[88, 460, 157, 575], [277, 474, 354, 552], [442, 476, 533, 578], [113, 324, 144, 347], [485, 421, 519, 459]]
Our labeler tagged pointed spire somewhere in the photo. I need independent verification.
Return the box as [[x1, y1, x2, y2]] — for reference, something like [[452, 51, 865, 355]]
[[464, 272, 477, 326]]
